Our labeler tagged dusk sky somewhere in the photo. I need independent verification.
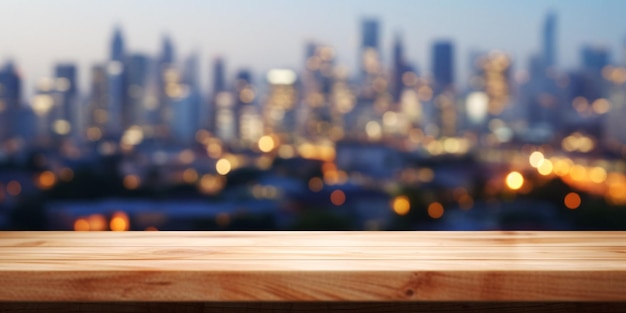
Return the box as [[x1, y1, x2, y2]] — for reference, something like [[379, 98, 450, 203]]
[[1, 0, 625, 97]]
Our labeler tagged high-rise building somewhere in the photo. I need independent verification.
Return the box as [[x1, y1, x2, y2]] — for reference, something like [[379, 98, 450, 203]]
[[361, 18, 379, 50], [604, 78, 626, 150], [182, 53, 203, 137], [234, 70, 255, 141], [212, 57, 226, 95], [183, 53, 200, 90], [432, 41, 454, 94], [0, 62, 21, 142], [111, 27, 125, 62], [53, 63, 78, 135], [125, 54, 151, 130], [477, 51, 512, 118], [210, 57, 227, 135], [172, 91, 198, 145], [155, 34, 176, 139], [160, 35, 175, 66], [431, 41, 456, 137], [360, 18, 381, 77], [87, 64, 108, 140], [581, 45, 610, 74], [302, 43, 335, 140], [391, 33, 406, 103], [107, 27, 127, 136], [0, 62, 21, 111], [542, 11, 557, 68], [264, 69, 298, 139]]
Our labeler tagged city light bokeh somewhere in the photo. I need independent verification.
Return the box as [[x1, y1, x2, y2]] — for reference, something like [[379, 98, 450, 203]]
[[0, 1, 625, 231]]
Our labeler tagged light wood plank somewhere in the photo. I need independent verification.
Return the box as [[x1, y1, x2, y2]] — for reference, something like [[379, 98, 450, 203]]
[[2, 231, 625, 247], [0, 246, 624, 260], [0, 231, 624, 301]]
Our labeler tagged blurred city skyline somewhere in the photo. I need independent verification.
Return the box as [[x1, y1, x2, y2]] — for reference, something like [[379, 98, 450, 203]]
[[1, 1, 625, 231], [2, 0, 626, 96]]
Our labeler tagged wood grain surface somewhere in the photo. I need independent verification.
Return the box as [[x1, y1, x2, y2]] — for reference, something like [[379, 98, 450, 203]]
[[1, 302, 626, 313], [0, 231, 625, 301]]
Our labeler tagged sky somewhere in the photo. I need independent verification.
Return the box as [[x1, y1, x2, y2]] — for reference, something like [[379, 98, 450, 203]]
[[1, 0, 625, 98]]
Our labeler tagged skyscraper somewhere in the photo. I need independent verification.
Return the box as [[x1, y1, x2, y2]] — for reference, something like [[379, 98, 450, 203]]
[[542, 11, 557, 68], [183, 53, 200, 90], [481, 51, 512, 117], [125, 54, 151, 130], [160, 35, 175, 66], [210, 57, 227, 133], [0, 62, 21, 141], [110, 27, 125, 62], [212, 57, 226, 94], [361, 18, 379, 50], [302, 43, 335, 139], [264, 69, 297, 138], [360, 18, 381, 77], [432, 41, 454, 93], [54, 63, 78, 134], [87, 64, 108, 139], [107, 27, 127, 136], [182, 53, 202, 136], [0, 62, 21, 110], [391, 32, 406, 103], [155, 34, 176, 139], [234, 69, 253, 139]]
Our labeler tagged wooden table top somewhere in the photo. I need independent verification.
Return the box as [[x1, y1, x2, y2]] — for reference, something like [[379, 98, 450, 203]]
[[0, 231, 625, 301]]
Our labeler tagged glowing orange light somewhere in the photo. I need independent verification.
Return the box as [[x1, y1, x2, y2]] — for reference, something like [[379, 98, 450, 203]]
[[322, 162, 337, 173], [199, 174, 225, 195], [323, 170, 340, 185], [330, 190, 346, 206], [87, 214, 107, 231], [589, 167, 607, 184], [110, 211, 130, 231], [207, 142, 223, 158], [308, 177, 324, 192], [392, 196, 411, 216], [537, 159, 554, 176], [570, 165, 587, 182], [564, 192, 581, 210], [505, 171, 524, 190], [74, 218, 90, 231], [123, 175, 140, 190], [216, 158, 231, 175], [258, 135, 275, 153], [428, 202, 444, 219], [528, 151, 545, 168], [553, 158, 572, 176], [591, 98, 611, 114], [37, 171, 56, 190], [182, 168, 198, 184]]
